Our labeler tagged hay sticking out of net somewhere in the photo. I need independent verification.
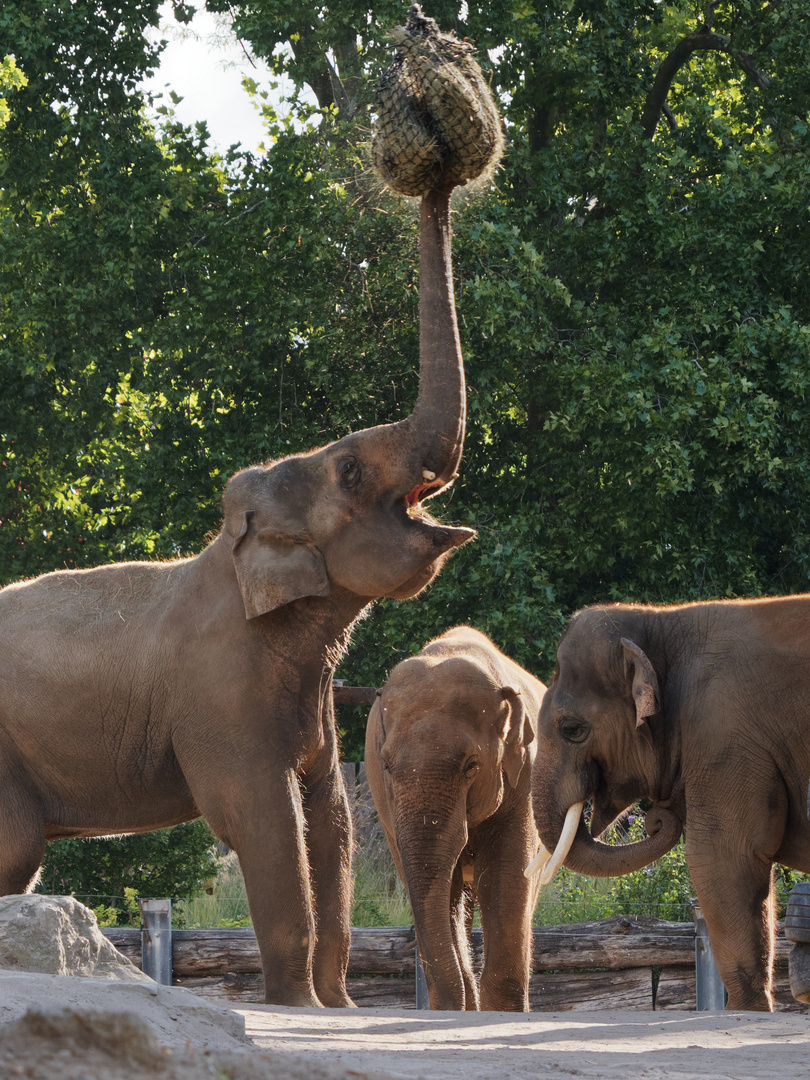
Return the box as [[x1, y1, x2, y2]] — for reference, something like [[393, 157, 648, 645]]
[[372, 4, 504, 197]]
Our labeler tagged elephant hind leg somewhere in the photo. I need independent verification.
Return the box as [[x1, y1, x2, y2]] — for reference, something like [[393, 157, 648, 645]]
[[687, 847, 776, 1011], [0, 789, 45, 895], [303, 764, 355, 1008]]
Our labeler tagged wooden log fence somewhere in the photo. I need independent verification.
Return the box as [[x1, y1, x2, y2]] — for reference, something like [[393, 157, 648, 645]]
[[103, 915, 803, 1012]]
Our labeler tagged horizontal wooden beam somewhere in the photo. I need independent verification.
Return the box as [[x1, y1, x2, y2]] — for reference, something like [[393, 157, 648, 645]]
[[332, 685, 378, 707], [531, 914, 696, 970], [102, 917, 800, 1011], [104, 916, 790, 978]]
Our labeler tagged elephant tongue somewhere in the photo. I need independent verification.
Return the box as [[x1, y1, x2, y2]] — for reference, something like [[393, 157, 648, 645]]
[[405, 483, 430, 507]]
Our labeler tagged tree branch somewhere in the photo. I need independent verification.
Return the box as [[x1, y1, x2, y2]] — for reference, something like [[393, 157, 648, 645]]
[[662, 102, 679, 133], [733, 49, 771, 91], [286, 18, 361, 118], [640, 21, 774, 142], [288, 23, 335, 111], [640, 31, 731, 141]]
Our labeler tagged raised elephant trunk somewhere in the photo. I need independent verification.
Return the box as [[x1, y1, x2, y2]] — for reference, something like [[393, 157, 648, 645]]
[[413, 190, 465, 478], [400, 189, 465, 495], [530, 802, 683, 881]]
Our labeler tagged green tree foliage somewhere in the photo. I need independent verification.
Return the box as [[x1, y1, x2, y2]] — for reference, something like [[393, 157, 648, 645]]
[[35, 821, 219, 924], [2, 0, 809, 759], [0, 54, 27, 129]]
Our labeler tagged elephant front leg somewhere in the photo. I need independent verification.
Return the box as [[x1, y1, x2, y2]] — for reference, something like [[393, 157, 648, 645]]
[[303, 762, 355, 1008], [686, 842, 776, 1011], [223, 767, 322, 1007], [474, 820, 539, 1012]]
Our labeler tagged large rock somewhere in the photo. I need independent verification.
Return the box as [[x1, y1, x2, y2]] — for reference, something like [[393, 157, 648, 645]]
[[0, 894, 151, 982], [0, 972, 249, 1051]]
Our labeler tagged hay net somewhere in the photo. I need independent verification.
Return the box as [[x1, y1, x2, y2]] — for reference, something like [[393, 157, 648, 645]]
[[372, 3, 504, 197]]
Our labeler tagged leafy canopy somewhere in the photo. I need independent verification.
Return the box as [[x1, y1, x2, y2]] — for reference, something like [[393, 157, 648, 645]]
[[1, 0, 809, 757]]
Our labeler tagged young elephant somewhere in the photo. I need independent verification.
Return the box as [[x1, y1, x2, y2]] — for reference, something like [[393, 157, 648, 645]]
[[365, 626, 545, 1011], [529, 599, 810, 1012]]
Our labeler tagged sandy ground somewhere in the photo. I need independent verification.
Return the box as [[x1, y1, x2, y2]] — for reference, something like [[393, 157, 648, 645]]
[[240, 1004, 810, 1080], [1, 972, 809, 1079]]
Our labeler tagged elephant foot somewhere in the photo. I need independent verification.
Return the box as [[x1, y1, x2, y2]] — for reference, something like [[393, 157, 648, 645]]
[[316, 987, 357, 1008], [263, 986, 324, 1008]]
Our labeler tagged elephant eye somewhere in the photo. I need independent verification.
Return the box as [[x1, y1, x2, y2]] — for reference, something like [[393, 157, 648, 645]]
[[463, 758, 480, 778], [338, 457, 362, 491], [559, 716, 590, 744]]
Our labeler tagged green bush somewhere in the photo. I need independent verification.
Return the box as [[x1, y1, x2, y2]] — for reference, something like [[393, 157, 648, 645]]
[[36, 820, 219, 925], [534, 818, 810, 926], [535, 850, 693, 926], [533, 814, 691, 926]]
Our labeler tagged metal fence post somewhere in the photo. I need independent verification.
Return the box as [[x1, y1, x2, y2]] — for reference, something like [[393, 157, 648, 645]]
[[692, 903, 727, 1010], [414, 938, 429, 1009], [140, 898, 172, 985]]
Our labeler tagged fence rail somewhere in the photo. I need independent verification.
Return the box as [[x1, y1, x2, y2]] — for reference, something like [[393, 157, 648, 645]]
[[103, 914, 802, 1012]]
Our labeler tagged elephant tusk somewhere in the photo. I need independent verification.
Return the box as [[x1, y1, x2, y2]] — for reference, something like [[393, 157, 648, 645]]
[[524, 844, 551, 879], [535, 802, 584, 885], [422, 468, 437, 481]]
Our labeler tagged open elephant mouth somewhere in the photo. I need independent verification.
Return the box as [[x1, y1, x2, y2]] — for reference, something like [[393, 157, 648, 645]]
[[391, 488, 475, 553], [402, 474, 450, 528], [399, 492, 445, 533], [405, 479, 442, 512]]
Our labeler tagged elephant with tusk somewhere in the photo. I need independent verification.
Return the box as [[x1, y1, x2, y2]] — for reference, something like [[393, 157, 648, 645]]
[[0, 187, 473, 1008], [529, 598, 810, 1012], [366, 626, 545, 1011]]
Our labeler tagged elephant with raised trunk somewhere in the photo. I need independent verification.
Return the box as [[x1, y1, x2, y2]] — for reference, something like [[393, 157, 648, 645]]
[[0, 188, 473, 1008], [366, 626, 545, 1011], [529, 598, 810, 1011]]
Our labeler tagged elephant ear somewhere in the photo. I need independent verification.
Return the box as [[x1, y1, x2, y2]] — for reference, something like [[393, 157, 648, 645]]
[[621, 637, 660, 728], [231, 511, 330, 619], [501, 686, 535, 788]]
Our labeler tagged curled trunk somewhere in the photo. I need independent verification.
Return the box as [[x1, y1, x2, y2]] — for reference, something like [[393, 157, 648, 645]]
[[537, 803, 683, 879]]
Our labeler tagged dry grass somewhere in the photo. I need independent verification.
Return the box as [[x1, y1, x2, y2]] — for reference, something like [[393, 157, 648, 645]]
[[175, 781, 411, 929], [175, 850, 251, 928]]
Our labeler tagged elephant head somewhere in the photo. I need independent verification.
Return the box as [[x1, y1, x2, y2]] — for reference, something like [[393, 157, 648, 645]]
[[369, 649, 536, 1007], [529, 606, 683, 883], [221, 190, 474, 616]]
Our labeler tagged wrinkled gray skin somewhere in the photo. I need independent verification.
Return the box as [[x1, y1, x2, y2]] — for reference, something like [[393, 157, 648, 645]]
[[533, 600, 810, 1011], [366, 626, 544, 1011], [0, 188, 474, 1008]]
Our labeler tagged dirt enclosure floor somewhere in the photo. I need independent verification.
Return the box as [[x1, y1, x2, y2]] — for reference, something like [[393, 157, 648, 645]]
[[1, 973, 809, 1079], [241, 1004, 810, 1080]]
